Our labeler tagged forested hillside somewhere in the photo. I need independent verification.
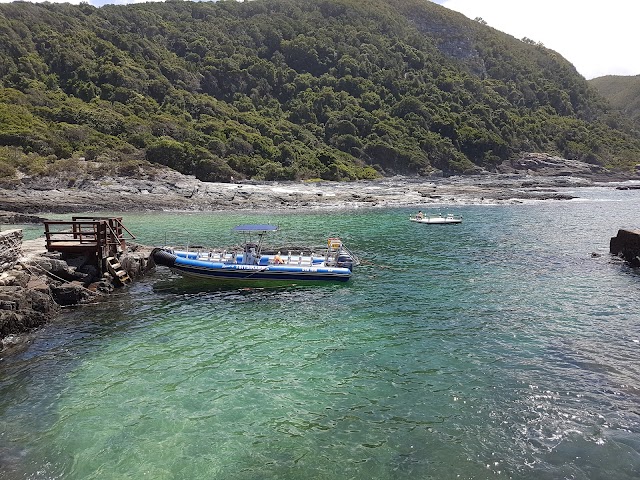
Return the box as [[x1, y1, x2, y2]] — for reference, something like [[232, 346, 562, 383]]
[[1, 0, 639, 182], [589, 75, 640, 132]]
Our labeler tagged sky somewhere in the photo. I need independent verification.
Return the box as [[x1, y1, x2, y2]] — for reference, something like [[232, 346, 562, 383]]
[[434, 0, 639, 79], [0, 0, 638, 79]]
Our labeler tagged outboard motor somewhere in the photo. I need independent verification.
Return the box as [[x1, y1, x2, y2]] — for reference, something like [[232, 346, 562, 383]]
[[336, 252, 355, 270], [327, 237, 359, 270]]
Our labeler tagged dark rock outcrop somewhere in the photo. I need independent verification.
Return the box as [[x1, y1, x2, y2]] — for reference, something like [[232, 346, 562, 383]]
[[610, 229, 640, 267]]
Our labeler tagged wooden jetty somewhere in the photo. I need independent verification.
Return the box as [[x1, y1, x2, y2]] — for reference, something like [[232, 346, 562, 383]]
[[44, 216, 136, 278]]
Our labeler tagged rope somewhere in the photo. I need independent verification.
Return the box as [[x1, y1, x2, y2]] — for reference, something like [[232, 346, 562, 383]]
[[240, 266, 269, 279], [10, 261, 58, 307], [357, 258, 407, 271]]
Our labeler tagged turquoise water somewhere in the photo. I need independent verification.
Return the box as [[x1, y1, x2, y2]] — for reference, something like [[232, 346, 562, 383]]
[[1, 187, 640, 479]]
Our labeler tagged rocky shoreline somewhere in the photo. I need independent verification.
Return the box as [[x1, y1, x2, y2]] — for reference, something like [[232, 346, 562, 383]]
[[1, 154, 638, 216], [0, 231, 153, 353]]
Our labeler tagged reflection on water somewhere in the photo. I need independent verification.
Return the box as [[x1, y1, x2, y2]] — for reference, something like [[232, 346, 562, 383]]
[[1, 187, 640, 479], [151, 271, 352, 295]]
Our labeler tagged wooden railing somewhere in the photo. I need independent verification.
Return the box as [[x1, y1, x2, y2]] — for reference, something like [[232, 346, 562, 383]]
[[44, 217, 135, 259]]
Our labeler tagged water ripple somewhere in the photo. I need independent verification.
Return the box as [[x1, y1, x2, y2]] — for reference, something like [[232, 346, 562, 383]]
[[2, 195, 640, 478]]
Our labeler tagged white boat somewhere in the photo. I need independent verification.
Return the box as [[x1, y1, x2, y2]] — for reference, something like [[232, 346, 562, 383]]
[[152, 224, 359, 284], [409, 213, 462, 224]]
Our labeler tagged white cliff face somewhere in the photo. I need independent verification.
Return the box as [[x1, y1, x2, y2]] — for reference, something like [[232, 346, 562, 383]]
[[406, 8, 488, 78]]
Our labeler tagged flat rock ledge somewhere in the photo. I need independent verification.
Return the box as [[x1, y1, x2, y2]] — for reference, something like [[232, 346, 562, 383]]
[[0, 232, 154, 353], [0, 174, 593, 214]]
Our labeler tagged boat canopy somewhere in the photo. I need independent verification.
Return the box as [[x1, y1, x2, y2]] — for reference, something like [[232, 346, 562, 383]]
[[232, 224, 279, 233]]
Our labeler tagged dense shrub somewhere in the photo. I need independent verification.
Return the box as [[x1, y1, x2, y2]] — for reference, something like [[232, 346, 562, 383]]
[[0, 0, 638, 182]]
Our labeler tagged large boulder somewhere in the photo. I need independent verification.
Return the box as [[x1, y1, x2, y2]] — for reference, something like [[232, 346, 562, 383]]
[[50, 282, 94, 306], [119, 245, 154, 279], [610, 229, 640, 267], [24, 257, 75, 278]]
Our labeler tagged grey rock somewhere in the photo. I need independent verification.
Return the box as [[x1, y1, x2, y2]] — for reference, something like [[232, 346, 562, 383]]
[[50, 283, 94, 306]]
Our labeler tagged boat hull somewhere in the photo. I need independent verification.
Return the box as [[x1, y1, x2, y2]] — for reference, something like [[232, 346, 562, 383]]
[[410, 216, 462, 224], [152, 248, 352, 283]]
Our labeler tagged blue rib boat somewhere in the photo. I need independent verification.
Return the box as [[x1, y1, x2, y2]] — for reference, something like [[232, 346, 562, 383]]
[[152, 224, 358, 284]]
